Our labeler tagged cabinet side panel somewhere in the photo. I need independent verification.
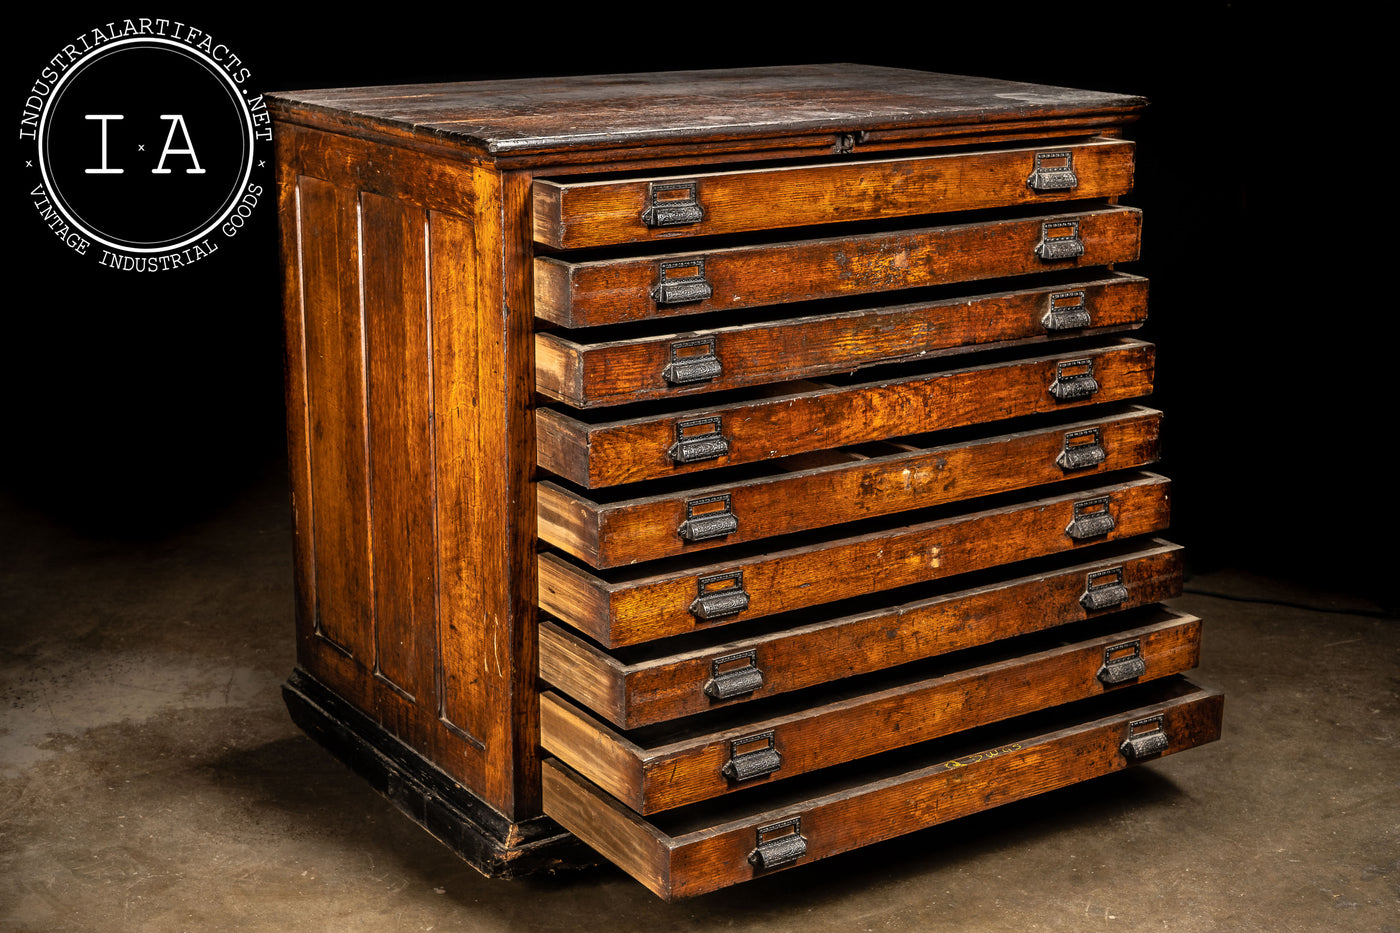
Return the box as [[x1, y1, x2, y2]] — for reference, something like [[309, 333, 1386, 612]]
[[361, 191, 437, 708], [297, 174, 375, 666], [276, 122, 535, 819]]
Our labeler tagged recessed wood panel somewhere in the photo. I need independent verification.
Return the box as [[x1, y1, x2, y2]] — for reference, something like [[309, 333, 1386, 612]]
[[297, 175, 373, 665]]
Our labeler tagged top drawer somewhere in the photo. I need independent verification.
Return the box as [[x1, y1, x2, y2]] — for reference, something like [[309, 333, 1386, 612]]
[[532, 138, 1135, 249]]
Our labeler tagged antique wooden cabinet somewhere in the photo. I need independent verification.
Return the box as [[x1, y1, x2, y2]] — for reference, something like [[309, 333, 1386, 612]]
[[268, 64, 1223, 899]]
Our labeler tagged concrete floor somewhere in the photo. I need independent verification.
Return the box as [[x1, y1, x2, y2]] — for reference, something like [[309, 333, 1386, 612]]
[[2, 465, 1396, 933]]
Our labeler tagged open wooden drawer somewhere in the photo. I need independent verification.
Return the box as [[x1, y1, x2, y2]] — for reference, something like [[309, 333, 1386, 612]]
[[542, 677, 1224, 899]]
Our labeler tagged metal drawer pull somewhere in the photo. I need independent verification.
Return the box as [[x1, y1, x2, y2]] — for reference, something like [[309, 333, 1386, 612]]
[[669, 416, 729, 464], [1027, 149, 1079, 191], [1097, 638, 1147, 685], [749, 817, 806, 870], [1049, 358, 1100, 401], [1066, 496, 1115, 540], [642, 180, 703, 228], [1080, 567, 1129, 611], [704, 649, 764, 700], [690, 570, 749, 620], [1042, 289, 1091, 331], [1057, 427, 1106, 471], [1119, 715, 1170, 760], [722, 731, 782, 782], [662, 336, 722, 385], [679, 493, 738, 542], [650, 257, 713, 305], [1035, 219, 1085, 261]]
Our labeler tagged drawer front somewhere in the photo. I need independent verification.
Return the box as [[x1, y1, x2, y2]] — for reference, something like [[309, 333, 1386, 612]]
[[533, 138, 1136, 249], [542, 609, 1202, 814], [539, 471, 1171, 648], [540, 407, 1162, 568], [541, 678, 1225, 900], [539, 540, 1185, 730], [535, 205, 1142, 328], [538, 338, 1154, 489], [536, 273, 1148, 409]]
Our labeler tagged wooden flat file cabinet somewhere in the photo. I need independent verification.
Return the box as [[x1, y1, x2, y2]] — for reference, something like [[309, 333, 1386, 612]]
[[269, 64, 1224, 900]]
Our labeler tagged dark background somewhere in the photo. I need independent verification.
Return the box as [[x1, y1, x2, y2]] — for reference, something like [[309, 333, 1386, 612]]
[[8, 7, 1390, 600]]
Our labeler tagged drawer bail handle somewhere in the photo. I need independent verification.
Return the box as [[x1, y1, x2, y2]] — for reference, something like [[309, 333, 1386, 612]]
[[1120, 715, 1170, 760], [642, 181, 704, 228], [1042, 290, 1091, 331], [1035, 219, 1085, 261], [1027, 150, 1079, 192], [679, 493, 739, 542], [663, 336, 722, 386], [669, 416, 729, 464], [650, 258, 713, 305], [722, 731, 782, 782], [1097, 638, 1147, 685], [749, 817, 807, 870], [1049, 358, 1100, 401], [690, 570, 750, 620], [704, 649, 764, 700], [1080, 567, 1129, 611], [1066, 496, 1115, 540], [1058, 427, 1106, 471]]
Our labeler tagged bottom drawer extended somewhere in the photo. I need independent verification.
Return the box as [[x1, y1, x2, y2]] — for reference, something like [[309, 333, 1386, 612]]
[[542, 677, 1224, 900]]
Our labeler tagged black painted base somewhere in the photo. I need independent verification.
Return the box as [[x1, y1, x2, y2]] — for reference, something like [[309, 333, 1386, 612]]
[[283, 668, 593, 878]]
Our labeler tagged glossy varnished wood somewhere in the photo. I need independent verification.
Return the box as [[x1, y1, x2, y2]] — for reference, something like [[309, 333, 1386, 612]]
[[539, 472, 1172, 648], [542, 609, 1202, 813], [537, 338, 1155, 489], [541, 679, 1224, 899], [539, 406, 1162, 568], [538, 540, 1185, 729], [533, 138, 1136, 249], [535, 273, 1149, 409], [276, 122, 538, 816], [535, 206, 1142, 328]]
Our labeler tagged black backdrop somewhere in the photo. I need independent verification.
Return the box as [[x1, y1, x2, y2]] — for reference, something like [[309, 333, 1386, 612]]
[[8, 6, 1391, 600]]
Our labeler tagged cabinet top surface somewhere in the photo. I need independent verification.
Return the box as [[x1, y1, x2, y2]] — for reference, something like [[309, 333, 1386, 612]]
[[266, 63, 1145, 158]]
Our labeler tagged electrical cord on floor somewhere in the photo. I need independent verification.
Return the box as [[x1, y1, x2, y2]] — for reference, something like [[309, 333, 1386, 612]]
[[1179, 586, 1397, 619]]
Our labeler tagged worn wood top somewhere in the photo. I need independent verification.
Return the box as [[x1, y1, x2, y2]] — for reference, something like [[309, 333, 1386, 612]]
[[266, 64, 1146, 158]]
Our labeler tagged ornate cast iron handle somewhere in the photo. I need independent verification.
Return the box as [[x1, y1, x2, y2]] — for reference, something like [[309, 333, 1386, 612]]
[[748, 817, 807, 870], [1080, 567, 1129, 611], [690, 570, 749, 620], [704, 650, 764, 700], [1120, 715, 1170, 759], [663, 335, 722, 385], [651, 258, 713, 304], [642, 180, 703, 227]]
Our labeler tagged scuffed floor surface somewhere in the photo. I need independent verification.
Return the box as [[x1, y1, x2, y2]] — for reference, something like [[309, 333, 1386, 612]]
[[2, 467, 1396, 932]]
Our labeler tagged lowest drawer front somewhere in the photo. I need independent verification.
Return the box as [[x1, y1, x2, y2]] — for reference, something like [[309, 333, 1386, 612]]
[[543, 678, 1224, 900]]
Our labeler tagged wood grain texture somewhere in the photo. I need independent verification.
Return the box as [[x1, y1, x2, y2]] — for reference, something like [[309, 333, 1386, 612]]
[[538, 540, 1185, 729], [277, 127, 540, 818], [267, 65, 1145, 160], [542, 679, 1224, 899], [535, 274, 1149, 409], [298, 175, 374, 664], [537, 338, 1155, 489], [361, 191, 435, 709], [538, 472, 1172, 647], [533, 138, 1136, 249], [535, 206, 1142, 328], [539, 406, 1163, 568], [542, 610, 1202, 814]]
